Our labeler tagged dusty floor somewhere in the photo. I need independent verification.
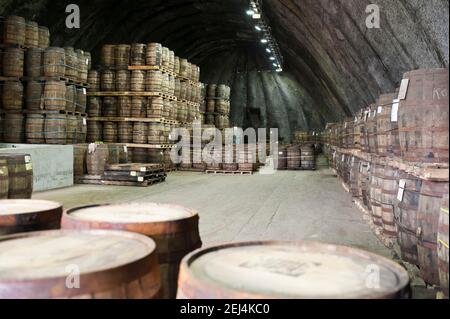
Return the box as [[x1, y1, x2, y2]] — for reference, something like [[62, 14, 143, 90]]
[[35, 167, 390, 257]]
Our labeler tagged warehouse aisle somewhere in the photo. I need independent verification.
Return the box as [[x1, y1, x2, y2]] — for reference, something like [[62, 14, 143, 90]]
[[35, 168, 390, 257]]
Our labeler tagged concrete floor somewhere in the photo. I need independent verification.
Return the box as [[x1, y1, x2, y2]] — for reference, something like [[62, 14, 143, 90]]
[[35, 167, 390, 258]]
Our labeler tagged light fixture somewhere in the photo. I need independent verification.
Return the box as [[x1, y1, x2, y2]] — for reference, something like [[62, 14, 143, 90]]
[[252, 13, 261, 19], [276, 68, 283, 72], [261, 39, 268, 43], [272, 63, 278, 67], [266, 48, 271, 53], [270, 57, 275, 60], [255, 25, 262, 31], [246, 10, 254, 15]]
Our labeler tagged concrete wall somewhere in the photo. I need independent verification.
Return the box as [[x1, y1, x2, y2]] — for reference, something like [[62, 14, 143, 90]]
[[0, 144, 74, 192]]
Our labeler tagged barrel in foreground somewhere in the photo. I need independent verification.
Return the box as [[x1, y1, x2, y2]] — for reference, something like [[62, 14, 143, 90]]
[[177, 241, 411, 299]]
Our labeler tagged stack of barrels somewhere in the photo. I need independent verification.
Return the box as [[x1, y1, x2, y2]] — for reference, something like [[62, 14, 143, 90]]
[[323, 68, 449, 297], [205, 84, 231, 130], [276, 144, 316, 171], [0, 15, 90, 145], [0, 153, 33, 200], [87, 43, 204, 166], [0, 199, 203, 300]]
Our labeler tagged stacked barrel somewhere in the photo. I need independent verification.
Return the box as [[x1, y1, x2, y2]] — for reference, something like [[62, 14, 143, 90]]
[[0, 15, 90, 145], [323, 68, 449, 297], [205, 84, 231, 130], [87, 43, 202, 167]]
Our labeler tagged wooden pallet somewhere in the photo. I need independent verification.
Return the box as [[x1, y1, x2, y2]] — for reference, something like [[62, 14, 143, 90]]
[[127, 65, 201, 87], [22, 76, 89, 88], [25, 109, 88, 117], [87, 91, 177, 101], [205, 170, 254, 175], [277, 167, 316, 171], [178, 167, 206, 172], [124, 143, 177, 149], [75, 175, 166, 187], [87, 116, 178, 125], [106, 163, 164, 173], [0, 43, 26, 49]]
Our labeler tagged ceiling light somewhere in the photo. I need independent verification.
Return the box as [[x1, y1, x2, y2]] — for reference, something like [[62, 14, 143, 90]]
[[266, 48, 271, 53], [246, 10, 254, 15], [255, 25, 262, 31], [273, 63, 278, 67], [261, 39, 268, 43], [252, 13, 261, 19], [276, 68, 283, 72], [270, 57, 276, 60]]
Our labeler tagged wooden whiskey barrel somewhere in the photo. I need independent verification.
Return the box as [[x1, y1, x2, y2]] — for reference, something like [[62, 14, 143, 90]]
[[0, 229, 161, 299], [0, 154, 33, 199], [380, 165, 399, 237], [115, 44, 131, 68], [115, 70, 130, 92], [179, 59, 189, 79], [3, 16, 26, 46], [149, 97, 164, 118], [62, 203, 201, 299], [25, 48, 44, 77], [146, 43, 162, 67], [64, 47, 78, 80], [75, 88, 87, 113], [131, 97, 147, 118], [43, 47, 65, 77], [349, 156, 360, 197], [417, 180, 449, 286], [44, 81, 66, 111], [26, 113, 45, 144], [118, 122, 133, 143], [376, 93, 398, 157], [86, 144, 109, 175], [287, 146, 301, 169], [358, 160, 372, 210], [300, 144, 315, 170], [146, 70, 162, 92], [438, 184, 449, 298], [3, 113, 25, 143], [87, 97, 102, 117], [118, 97, 132, 117], [133, 122, 148, 144], [369, 163, 384, 227], [148, 123, 164, 144], [133, 148, 149, 163], [3, 47, 24, 77], [366, 106, 378, 154], [398, 69, 449, 163], [103, 122, 118, 143], [77, 117, 87, 143], [101, 44, 115, 67], [87, 70, 100, 92], [102, 97, 118, 117], [25, 80, 44, 110], [24, 21, 39, 48], [131, 43, 146, 66], [101, 70, 115, 91], [2, 81, 24, 110], [0, 200, 62, 235], [76, 50, 88, 83], [130, 70, 145, 92], [177, 241, 410, 299], [87, 121, 102, 143], [66, 115, 78, 144], [45, 113, 67, 144], [38, 26, 50, 49], [73, 144, 87, 177], [0, 159, 8, 200], [174, 56, 180, 75], [395, 171, 422, 265], [64, 85, 76, 113]]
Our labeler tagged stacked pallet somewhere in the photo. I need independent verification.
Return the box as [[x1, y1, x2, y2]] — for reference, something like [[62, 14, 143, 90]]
[[276, 144, 316, 171], [87, 43, 203, 168], [205, 84, 231, 130], [0, 15, 90, 145], [322, 68, 449, 297], [292, 130, 322, 144]]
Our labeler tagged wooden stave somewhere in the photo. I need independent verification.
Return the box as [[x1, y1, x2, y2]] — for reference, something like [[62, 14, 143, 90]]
[[0, 153, 33, 199], [25, 113, 45, 144], [0, 229, 161, 299], [438, 184, 449, 298], [0, 159, 9, 200]]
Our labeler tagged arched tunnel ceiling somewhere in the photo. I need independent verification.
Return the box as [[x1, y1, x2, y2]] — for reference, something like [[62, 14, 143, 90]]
[[1, 0, 448, 142]]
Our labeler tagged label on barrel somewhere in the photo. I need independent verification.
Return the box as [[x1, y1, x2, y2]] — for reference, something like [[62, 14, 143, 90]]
[[124, 146, 128, 152], [397, 180, 406, 201], [24, 156, 31, 163], [342, 155, 345, 162], [351, 157, 355, 166], [83, 88, 87, 95], [0, 169, 5, 175], [130, 171, 137, 177], [25, 163, 33, 171], [398, 79, 409, 100], [138, 177, 144, 182], [391, 99, 400, 122], [140, 167, 146, 172], [377, 106, 382, 114], [86, 58, 89, 65], [83, 118, 87, 125]]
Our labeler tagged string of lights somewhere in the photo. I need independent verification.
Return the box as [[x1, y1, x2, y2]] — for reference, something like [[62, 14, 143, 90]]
[[246, 0, 283, 72]]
